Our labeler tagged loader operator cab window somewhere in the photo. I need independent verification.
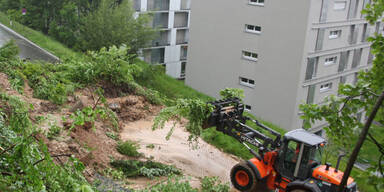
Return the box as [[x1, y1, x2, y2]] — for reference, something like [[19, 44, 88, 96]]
[[282, 140, 300, 178], [281, 140, 320, 180]]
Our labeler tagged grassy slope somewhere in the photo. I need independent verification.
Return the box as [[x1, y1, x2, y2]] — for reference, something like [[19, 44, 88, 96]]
[[0, 12, 81, 59], [2, 15, 377, 192]]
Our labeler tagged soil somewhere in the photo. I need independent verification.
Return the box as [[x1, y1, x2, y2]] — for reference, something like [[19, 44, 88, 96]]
[[0, 73, 242, 191], [120, 118, 241, 190]]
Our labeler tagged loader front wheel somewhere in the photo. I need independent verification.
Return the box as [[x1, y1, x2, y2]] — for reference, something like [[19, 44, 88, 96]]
[[230, 161, 258, 192]]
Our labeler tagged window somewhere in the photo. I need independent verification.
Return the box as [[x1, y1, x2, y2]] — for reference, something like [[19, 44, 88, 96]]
[[320, 82, 332, 92], [249, 0, 264, 6], [333, 1, 346, 10], [245, 105, 252, 111], [329, 30, 341, 39], [324, 56, 337, 65], [245, 24, 261, 34], [180, 62, 186, 78], [242, 51, 258, 61], [239, 77, 255, 88]]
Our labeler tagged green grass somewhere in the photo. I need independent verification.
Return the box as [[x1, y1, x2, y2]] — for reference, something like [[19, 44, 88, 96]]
[[0, 12, 81, 59], [135, 61, 213, 103]]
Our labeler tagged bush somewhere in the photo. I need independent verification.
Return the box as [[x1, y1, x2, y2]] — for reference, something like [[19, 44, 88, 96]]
[[116, 140, 141, 157], [138, 177, 198, 192], [47, 124, 61, 139], [201, 176, 230, 192], [110, 160, 181, 178]]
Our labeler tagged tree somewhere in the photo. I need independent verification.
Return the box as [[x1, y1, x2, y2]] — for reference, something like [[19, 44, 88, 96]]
[[78, 0, 155, 53], [300, 0, 384, 191]]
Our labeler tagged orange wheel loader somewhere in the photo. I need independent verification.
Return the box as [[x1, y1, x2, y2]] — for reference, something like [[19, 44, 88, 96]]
[[204, 98, 357, 192]]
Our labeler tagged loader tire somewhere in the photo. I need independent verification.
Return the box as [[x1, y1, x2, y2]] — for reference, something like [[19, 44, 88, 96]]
[[289, 189, 310, 192], [230, 161, 258, 192]]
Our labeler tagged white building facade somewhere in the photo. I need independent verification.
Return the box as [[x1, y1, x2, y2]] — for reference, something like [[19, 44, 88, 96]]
[[186, 0, 383, 132], [134, 0, 191, 79]]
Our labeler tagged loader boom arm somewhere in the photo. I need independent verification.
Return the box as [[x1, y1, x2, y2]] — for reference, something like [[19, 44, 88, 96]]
[[204, 98, 281, 159]]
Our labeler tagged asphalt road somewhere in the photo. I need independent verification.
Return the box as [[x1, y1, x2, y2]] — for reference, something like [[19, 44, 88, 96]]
[[0, 26, 58, 63]]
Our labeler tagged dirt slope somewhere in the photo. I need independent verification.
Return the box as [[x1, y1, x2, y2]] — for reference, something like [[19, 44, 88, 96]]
[[120, 118, 240, 188]]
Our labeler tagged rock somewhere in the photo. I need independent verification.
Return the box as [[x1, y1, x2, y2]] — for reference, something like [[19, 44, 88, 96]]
[[109, 103, 121, 111]]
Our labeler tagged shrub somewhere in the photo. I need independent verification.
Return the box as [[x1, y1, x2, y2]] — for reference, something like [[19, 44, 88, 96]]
[[138, 177, 198, 192], [116, 140, 141, 157], [47, 124, 61, 139], [201, 176, 230, 192], [110, 160, 181, 178]]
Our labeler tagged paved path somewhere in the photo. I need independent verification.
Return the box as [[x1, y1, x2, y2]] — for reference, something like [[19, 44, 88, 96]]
[[0, 23, 59, 63]]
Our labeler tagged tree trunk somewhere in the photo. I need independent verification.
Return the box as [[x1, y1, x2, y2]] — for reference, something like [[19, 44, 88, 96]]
[[338, 90, 384, 192]]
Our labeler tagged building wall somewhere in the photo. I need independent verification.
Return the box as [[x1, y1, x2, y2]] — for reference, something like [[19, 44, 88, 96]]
[[187, 0, 376, 131], [291, 0, 375, 130], [136, 0, 191, 79], [186, 0, 312, 129]]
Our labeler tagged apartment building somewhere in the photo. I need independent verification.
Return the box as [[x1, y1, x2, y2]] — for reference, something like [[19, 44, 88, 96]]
[[134, 0, 191, 79], [186, 0, 383, 132]]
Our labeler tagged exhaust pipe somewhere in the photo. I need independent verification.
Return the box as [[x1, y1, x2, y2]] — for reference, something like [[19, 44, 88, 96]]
[[335, 154, 346, 173]]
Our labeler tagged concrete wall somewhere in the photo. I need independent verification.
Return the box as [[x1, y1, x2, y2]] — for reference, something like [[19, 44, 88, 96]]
[[186, 0, 312, 130]]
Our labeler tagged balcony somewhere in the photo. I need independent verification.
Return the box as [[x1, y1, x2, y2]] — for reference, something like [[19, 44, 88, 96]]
[[176, 29, 188, 45], [174, 12, 188, 28], [133, 0, 141, 11], [147, 0, 170, 11], [143, 48, 165, 64], [149, 12, 169, 29], [152, 30, 170, 47], [180, 46, 188, 60], [180, 0, 191, 10]]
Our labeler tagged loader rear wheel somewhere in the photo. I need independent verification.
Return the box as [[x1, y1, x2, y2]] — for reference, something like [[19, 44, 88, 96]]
[[230, 161, 258, 192], [289, 189, 309, 192]]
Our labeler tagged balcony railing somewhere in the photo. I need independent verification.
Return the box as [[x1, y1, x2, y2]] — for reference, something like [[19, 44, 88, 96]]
[[147, 0, 170, 11], [150, 13, 169, 28], [174, 12, 188, 28]]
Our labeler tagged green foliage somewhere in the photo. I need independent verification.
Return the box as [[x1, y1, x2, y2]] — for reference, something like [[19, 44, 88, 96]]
[[219, 88, 244, 100], [116, 140, 141, 157], [47, 123, 61, 139], [0, 41, 25, 92], [67, 106, 109, 130], [78, 0, 155, 52], [137, 177, 198, 192], [146, 144, 155, 149], [103, 168, 125, 180], [137, 176, 229, 192], [201, 127, 252, 159], [0, 11, 81, 59], [106, 131, 118, 141], [153, 99, 214, 143], [135, 62, 213, 103], [300, 1, 384, 190], [201, 176, 230, 192], [110, 160, 181, 178], [0, 40, 18, 61], [0, 92, 91, 191]]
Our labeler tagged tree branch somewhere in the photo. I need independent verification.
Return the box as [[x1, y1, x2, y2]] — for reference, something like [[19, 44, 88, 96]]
[[338, 90, 384, 192], [33, 154, 72, 166], [368, 133, 384, 154]]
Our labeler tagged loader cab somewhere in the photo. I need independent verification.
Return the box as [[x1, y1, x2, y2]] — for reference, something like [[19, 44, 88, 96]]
[[276, 129, 326, 181]]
